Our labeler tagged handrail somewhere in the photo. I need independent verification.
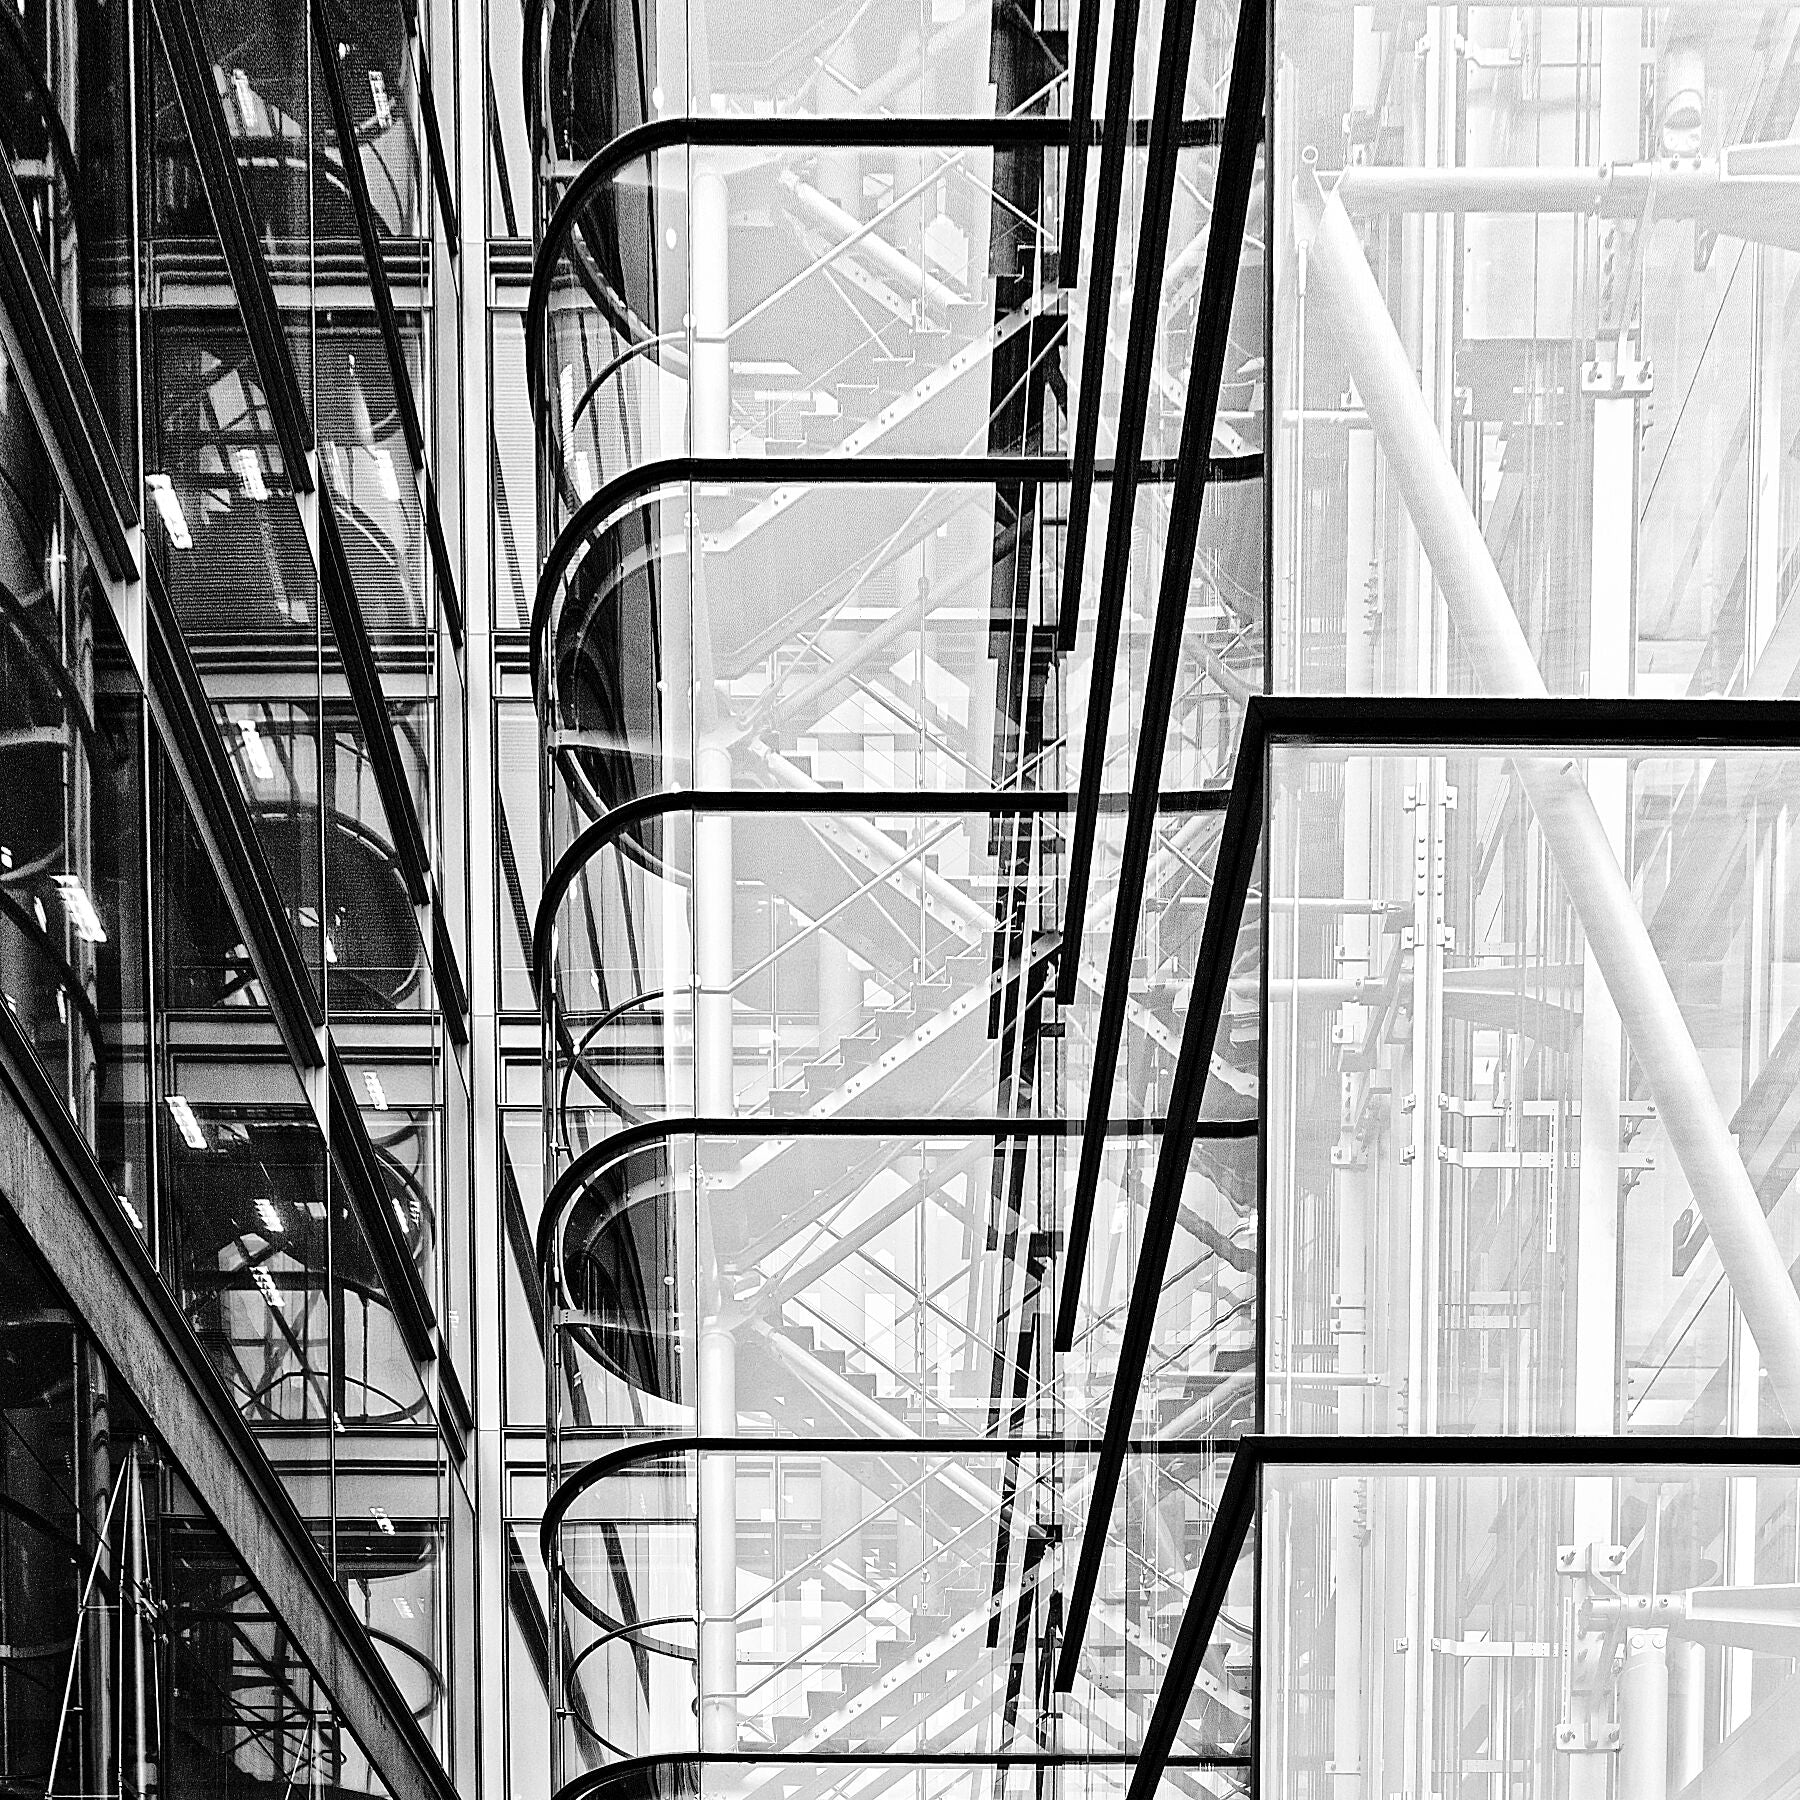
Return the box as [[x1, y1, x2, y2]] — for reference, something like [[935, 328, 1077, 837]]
[[531, 785, 1078, 1003], [732, 1481, 1045, 1708], [564, 1611, 696, 1680], [550, 1749, 1250, 1800], [529, 453, 1066, 694], [534, 1109, 1245, 1298], [526, 115, 1084, 410], [539, 1431, 1231, 1571]]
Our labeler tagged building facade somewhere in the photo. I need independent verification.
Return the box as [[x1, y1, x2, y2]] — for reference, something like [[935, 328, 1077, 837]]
[[2, 3, 1799, 1800]]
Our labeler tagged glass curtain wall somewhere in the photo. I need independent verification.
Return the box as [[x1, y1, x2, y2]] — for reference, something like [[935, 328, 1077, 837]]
[[0, 0, 472, 1791], [526, 0, 1265, 1798], [1255, 5, 1800, 1799]]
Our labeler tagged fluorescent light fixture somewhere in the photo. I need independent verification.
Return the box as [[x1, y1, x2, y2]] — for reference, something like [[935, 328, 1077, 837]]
[[116, 1193, 145, 1233], [230, 67, 258, 132], [393, 1596, 415, 1620], [370, 1506, 395, 1535], [147, 475, 192, 550], [250, 1266, 280, 1307], [362, 1071, 389, 1111], [236, 718, 275, 781], [372, 447, 402, 503], [254, 1196, 284, 1235], [367, 67, 393, 130], [51, 875, 107, 944], [165, 1095, 207, 1151], [233, 448, 269, 501]]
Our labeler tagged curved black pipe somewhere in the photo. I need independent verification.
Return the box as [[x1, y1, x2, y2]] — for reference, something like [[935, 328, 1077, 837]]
[[530, 454, 1064, 694]]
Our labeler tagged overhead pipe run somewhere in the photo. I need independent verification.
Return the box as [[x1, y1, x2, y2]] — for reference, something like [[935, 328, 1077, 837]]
[[1333, 148, 1800, 254], [1293, 169, 1800, 1426]]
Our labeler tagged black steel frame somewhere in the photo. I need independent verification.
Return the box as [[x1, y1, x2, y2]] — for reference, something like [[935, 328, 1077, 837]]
[[1129, 1431, 1800, 1800], [0, 995, 459, 1800], [1053, 0, 1266, 1336], [152, 0, 316, 493], [1058, 690, 1800, 1692], [532, 784, 1232, 1002], [555, 1750, 1248, 1800], [536, 1108, 1258, 1288], [529, 452, 1254, 694], [147, 566, 329, 1070], [154, 0, 469, 1038], [313, 0, 465, 643], [0, 152, 140, 582], [1052, 0, 1143, 618], [328, 1043, 439, 1361]]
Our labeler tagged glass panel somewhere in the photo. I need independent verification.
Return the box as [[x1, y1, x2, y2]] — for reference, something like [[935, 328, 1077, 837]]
[[548, 1448, 1252, 1772], [0, 387, 152, 1231], [1265, 1464, 1800, 1800], [545, 810, 1066, 1133], [534, 0, 1075, 169], [538, 142, 1064, 504], [542, 481, 1075, 810], [1267, 742, 1800, 1438], [161, 1052, 334, 1446], [1273, 5, 1800, 701], [0, 0, 139, 470]]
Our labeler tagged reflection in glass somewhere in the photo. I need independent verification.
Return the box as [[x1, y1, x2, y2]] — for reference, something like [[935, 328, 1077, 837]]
[[1268, 744, 1800, 1438], [1265, 1464, 1800, 1800]]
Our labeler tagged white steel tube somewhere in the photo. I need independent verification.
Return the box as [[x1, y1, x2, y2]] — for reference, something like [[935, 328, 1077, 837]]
[[1296, 170, 1800, 1425]]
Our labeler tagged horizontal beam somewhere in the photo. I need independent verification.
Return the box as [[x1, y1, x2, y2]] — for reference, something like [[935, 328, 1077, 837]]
[[531, 783, 1230, 1000], [1129, 1427, 1790, 1800], [558, 1751, 1248, 1800], [537, 1109, 1258, 1286]]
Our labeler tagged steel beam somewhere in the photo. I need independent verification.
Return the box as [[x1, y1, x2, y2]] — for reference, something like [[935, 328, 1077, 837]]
[[1295, 170, 1800, 1424], [1122, 1446, 1257, 1800], [1052, 0, 1144, 656], [1054, 731, 1264, 1687], [146, 570, 327, 1072], [1056, 0, 1104, 286], [1054, 0, 1265, 1344], [152, 0, 315, 491], [1052, 0, 1254, 1002], [313, 0, 464, 641], [0, 152, 137, 583]]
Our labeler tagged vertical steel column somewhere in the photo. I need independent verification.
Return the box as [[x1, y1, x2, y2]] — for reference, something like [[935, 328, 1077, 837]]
[[1330, 429, 1375, 1800], [1295, 172, 1800, 1425], [78, 1340, 115, 1797], [692, 146, 739, 1758], [1617, 1629, 1670, 1800], [1667, 1639, 1705, 1790], [1569, 362, 1639, 1800]]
